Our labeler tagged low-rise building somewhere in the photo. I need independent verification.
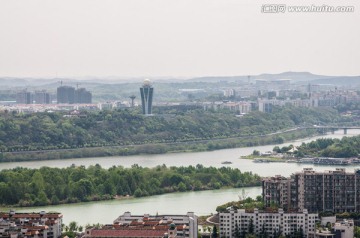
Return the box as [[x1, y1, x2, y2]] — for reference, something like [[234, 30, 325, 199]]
[[0, 211, 62, 238], [202, 101, 252, 114], [84, 212, 197, 238], [258, 98, 316, 112], [308, 219, 354, 238], [333, 220, 354, 238]]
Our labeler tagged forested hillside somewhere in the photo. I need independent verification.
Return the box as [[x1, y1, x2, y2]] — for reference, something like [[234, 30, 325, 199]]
[[0, 164, 260, 206], [0, 106, 346, 153]]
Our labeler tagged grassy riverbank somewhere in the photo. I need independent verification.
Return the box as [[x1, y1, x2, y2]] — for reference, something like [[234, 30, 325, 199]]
[[240, 155, 287, 162]]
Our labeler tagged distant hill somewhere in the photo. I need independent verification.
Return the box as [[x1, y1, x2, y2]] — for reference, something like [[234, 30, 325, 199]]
[[310, 76, 360, 86], [185, 72, 335, 83], [0, 77, 59, 88], [185, 76, 249, 83], [0, 77, 108, 89], [1, 72, 359, 87], [254, 71, 333, 81], [0, 77, 29, 87]]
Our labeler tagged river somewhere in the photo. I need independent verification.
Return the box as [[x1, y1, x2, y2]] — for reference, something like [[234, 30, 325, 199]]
[[1, 129, 360, 225]]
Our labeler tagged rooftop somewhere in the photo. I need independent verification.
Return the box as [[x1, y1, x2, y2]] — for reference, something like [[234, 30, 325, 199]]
[[90, 229, 167, 237]]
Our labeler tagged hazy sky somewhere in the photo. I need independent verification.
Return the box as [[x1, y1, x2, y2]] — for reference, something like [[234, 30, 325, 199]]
[[0, 0, 359, 78]]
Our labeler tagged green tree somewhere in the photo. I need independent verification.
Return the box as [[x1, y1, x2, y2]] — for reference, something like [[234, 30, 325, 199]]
[[69, 221, 78, 232], [212, 225, 218, 238], [354, 226, 360, 238], [178, 182, 187, 192], [35, 191, 49, 206], [234, 222, 241, 238], [248, 218, 254, 234]]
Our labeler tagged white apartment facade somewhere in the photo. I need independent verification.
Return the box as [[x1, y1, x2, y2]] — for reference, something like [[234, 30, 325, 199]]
[[219, 208, 318, 238]]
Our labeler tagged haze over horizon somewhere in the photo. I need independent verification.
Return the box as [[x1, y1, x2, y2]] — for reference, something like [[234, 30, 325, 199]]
[[0, 0, 359, 79]]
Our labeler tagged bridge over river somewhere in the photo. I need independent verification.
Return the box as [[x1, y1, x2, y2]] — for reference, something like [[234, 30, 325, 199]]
[[304, 125, 360, 134]]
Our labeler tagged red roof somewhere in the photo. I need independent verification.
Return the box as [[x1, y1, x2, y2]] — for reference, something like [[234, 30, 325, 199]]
[[0, 213, 62, 219], [23, 226, 48, 230], [13, 214, 40, 218], [143, 221, 160, 226], [91, 229, 166, 237], [44, 214, 63, 218]]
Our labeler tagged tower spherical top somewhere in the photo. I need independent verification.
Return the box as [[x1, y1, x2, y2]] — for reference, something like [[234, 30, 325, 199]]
[[143, 79, 151, 86]]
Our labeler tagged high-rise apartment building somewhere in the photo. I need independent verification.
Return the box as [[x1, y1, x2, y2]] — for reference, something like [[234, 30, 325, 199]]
[[57, 86, 75, 104], [140, 79, 154, 115], [263, 168, 360, 213], [16, 90, 32, 104], [57, 86, 92, 104], [34, 90, 51, 104], [75, 88, 92, 103], [262, 175, 295, 212]]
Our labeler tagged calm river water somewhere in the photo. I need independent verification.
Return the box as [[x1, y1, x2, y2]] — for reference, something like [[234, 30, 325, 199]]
[[1, 129, 360, 225]]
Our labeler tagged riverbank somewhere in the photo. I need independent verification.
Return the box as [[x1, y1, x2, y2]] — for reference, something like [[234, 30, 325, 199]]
[[0, 128, 319, 162], [241, 154, 287, 162]]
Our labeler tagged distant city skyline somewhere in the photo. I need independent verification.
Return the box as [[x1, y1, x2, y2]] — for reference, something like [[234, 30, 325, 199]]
[[0, 0, 359, 78]]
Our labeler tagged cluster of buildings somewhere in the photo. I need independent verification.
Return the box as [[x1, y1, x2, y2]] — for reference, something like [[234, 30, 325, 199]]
[[218, 168, 360, 238], [0, 211, 197, 238], [6, 77, 360, 115], [16, 90, 51, 104], [6, 81, 148, 114], [257, 89, 360, 113], [219, 78, 360, 113], [263, 168, 360, 213], [219, 208, 354, 238], [0, 211, 62, 238], [201, 101, 253, 114], [57, 86, 92, 104], [14, 86, 92, 105]]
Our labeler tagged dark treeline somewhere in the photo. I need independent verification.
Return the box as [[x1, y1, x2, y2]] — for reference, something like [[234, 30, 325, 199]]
[[0, 106, 347, 154], [296, 136, 360, 158], [335, 101, 360, 113], [0, 164, 261, 206]]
